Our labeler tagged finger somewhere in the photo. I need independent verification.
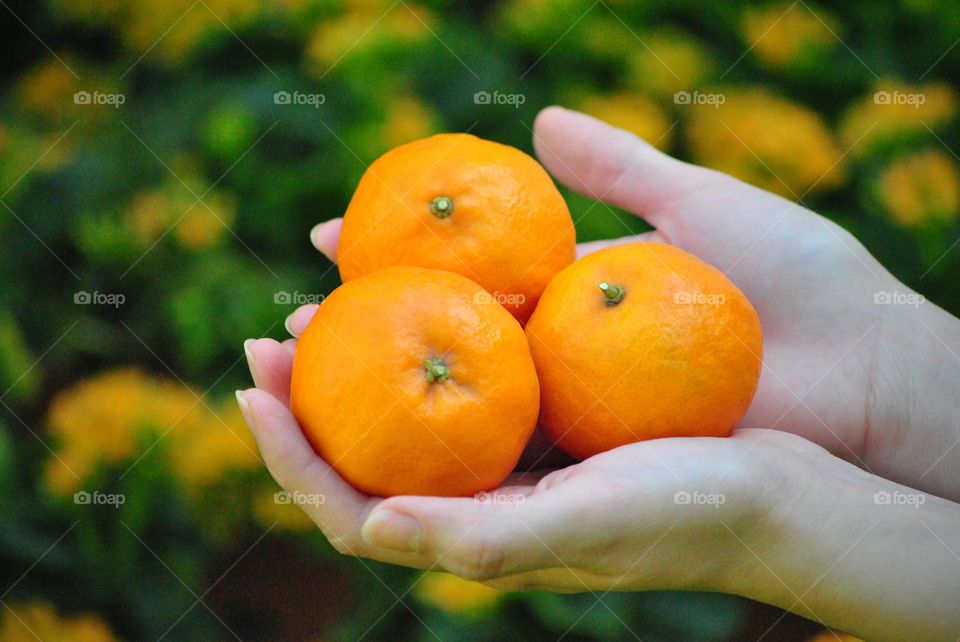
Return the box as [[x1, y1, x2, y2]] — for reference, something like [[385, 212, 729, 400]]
[[575, 230, 663, 259], [237, 388, 475, 570], [360, 490, 593, 581], [244, 338, 295, 405], [285, 304, 320, 337], [310, 218, 342, 262], [236, 387, 372, 537], [533, 107, 717, 225], [534, 106, 806, 273]]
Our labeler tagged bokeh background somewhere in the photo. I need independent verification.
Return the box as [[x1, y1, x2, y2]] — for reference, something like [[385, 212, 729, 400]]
[[1, 0, 959, 639]]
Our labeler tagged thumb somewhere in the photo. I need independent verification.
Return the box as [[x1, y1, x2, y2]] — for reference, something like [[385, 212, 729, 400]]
[[532, 106, 718, 226], [360, 491, 589, 581]]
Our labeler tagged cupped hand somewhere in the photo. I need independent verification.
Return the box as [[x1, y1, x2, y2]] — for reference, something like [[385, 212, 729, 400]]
[[238, 330, 794, 591], [235, 106, 960, 640], [309, 106, 960, 498]]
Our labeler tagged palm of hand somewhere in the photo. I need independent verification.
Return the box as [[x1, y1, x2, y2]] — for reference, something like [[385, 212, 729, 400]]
[[240, 333, 810, 590], [532, 110, 900, 470]]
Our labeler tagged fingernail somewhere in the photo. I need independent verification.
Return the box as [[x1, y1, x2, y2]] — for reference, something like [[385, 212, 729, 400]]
[[310, 222, 336, 262], [243, 339, 256, 368], [362, 510, 423, 553], [235, 389, 249, 412], [235, 390, 257, 434], [310, 223, 326, 249], [284, 314, 295, 336]]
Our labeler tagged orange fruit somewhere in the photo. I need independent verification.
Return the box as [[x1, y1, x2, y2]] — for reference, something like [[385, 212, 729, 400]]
[[525, 242, 763, 460], [290, 266, 540, 497], [337, 133, 576, 324]]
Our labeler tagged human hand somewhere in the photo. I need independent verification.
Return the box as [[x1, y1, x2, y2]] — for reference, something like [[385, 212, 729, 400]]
[[237, 344, 960, 642], [238, 107, 960, 638], [309, 106, 960, 500]]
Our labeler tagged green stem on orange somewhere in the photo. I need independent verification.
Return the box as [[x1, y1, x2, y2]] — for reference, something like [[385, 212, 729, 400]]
[[424, 356, 451, 383], [598, 282, 626, 306], [429, 196, 453, 218]]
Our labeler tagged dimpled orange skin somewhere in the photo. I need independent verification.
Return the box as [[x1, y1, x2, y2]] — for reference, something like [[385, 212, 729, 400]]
[[336, 133, 576, 325], [525, 242, 763, 460], [290, 266, 540, 497]]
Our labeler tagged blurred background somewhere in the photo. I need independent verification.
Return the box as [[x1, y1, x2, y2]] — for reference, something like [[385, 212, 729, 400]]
[[1, 0, 958, 639]]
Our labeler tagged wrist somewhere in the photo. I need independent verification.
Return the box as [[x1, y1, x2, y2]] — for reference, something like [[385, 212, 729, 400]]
[[867, 301, 960, 501], [723, 436, 960, 641]]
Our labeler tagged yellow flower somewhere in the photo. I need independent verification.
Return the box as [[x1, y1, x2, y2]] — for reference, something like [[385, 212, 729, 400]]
[[128, 189, 173, 245], [382, 95, 437, 150], [174, 190, 237, 251], [685, 88, 845, 197], [252, 487, 318, 531], [625, 31, 714, 99], [0, 603, 116, 642], [168, 400, 260, 488], [12, 55, 117, 130], [741, 3, 837, 68], [877, 149, 960, 228], [839, 81, 957, 155], [125, 174, 236, 251], [576, 93, 673, 151], [305, 2, 432, 71], [44, 369, 257, 495], [120, 0, 264, 65], [413, 572, 503, 617], [14, 57, 80, 120]]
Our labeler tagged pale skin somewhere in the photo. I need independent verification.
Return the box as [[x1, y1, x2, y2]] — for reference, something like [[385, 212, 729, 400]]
[[236, 107, 960, 641]]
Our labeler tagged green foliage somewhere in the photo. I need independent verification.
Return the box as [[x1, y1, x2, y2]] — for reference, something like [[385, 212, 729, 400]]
[[1, 0, 958, 639]]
